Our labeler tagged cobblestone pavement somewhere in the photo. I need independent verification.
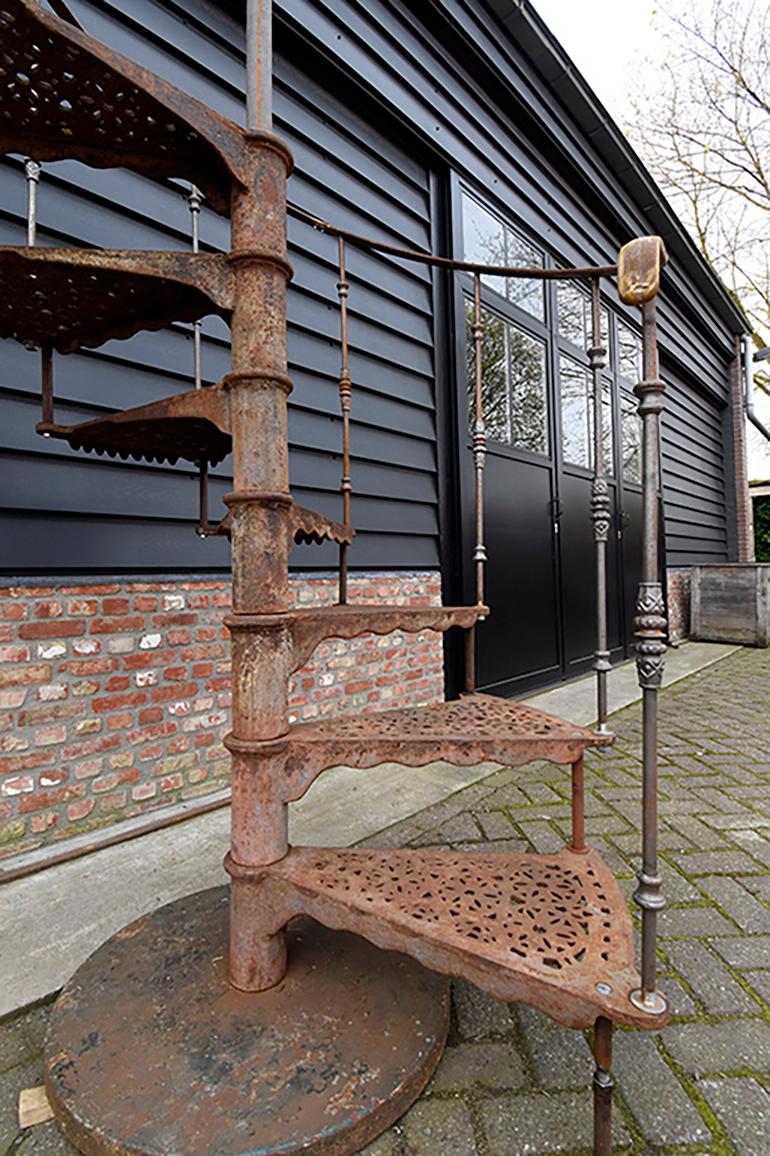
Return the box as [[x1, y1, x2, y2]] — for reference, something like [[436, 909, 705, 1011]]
[[1, 647, 769, 1155]]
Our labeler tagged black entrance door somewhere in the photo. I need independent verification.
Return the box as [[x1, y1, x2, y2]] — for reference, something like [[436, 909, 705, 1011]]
[[453, 186, 645, 697]]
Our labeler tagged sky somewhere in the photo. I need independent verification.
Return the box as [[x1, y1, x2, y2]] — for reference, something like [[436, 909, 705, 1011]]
[[529, 0, 664, 124], [530, 0, 770, 480]]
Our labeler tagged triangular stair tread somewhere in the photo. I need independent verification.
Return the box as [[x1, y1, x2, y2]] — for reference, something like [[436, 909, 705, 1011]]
[[290, 603, 487, 671], [39, 386, 231, 466], [0, 1, 251, 215], [260, 845, 664, 1030], [0, 247, 232, 353]]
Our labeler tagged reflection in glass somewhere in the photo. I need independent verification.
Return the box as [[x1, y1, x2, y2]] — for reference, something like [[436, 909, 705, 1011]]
[[618, 320, 642, 382], [461, 191, 544, 320], [509, 326, 547, 454], [621, 390, 642, 482], [559, 356, 614, 473], [465, 300, 548, 454], [556, 281, 610, 356]]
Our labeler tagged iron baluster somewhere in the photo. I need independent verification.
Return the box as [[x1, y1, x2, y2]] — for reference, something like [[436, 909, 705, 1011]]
[[592, 1016, 614, 1156], [189, 183, 210, 537], [618, 236, 668, 1017], [25, 158, 55, 436], [589, 278, 611, 739], [471, 274, 487, 606], [337, 236, 352, 604]]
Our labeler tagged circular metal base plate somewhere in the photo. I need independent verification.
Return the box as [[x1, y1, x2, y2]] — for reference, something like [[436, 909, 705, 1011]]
[[44, 886, 450, 1156]]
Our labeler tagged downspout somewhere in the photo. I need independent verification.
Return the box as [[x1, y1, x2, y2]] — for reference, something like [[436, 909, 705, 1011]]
[[743, 336, 770, 443]]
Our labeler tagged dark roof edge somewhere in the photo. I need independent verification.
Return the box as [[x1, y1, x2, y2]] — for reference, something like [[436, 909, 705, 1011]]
[[486, 0, 749, 334]]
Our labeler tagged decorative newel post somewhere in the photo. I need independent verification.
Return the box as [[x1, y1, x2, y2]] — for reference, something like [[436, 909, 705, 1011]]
[[618, 237, 669, 1016], [589, 277, 611, 737]]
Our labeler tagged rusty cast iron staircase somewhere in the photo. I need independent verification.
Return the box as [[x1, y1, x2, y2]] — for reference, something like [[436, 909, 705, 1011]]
[[2, 3, 670, 1154]]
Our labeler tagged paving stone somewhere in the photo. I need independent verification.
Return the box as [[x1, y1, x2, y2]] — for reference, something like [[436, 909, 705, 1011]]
[[451, 981, 512, 1041], [703, 812, 770, 830], [697, 875, 770, 933], [356, 1130, 401, 1156], [742, 970, 770, 1006], [731, 831, 770, 870], [413, 813, 483, 847], [664, 1020, 770, 1077], [669, 849, 766, 876], [697, 1076, 770, 1156], [657, 904, 736, 937], [613, 1031, 711, 1145], [401, 1098, 477, 1154], [0, 1058, 42, 1152], [710, 934, 770, 969], [480, 1090, 629, 1155], [656, 974, 697, 1017], [741, 875, 770, 904], [662, 940, 758, 1015], [473, 810, 515, 840], [522, 783, 564, 806], [515, 1005, 593, 1089], [427, 1041, 526, 1094], [665, 813, 731, 850], [514, 820, 563, 853], [17, 1119, 78, 1155]]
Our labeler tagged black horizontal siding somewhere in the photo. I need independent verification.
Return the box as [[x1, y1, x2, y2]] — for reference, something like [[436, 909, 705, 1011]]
[[661, 366, 728, 564], [0, 0, 439, 574]]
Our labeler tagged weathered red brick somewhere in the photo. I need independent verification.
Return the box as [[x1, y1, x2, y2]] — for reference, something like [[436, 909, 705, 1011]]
[[105, 675, 131, 692], [0, 663, 51, 688], [20, 784, 83, 812], [138, 706, 163, 725], [102, 598, 130, 615], [33, 600, 63, 619], [90, 616, 146, 634], [92, 691, 147, 714], [151, 681, 198, 704], [67, 798, 95, 821], [19, 620, 85, 640], [19, 702, 84, 726], [58, 657, 117, 676]]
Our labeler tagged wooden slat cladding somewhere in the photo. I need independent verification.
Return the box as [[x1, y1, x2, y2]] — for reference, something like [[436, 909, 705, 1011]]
[[0, 0, 437, 573]]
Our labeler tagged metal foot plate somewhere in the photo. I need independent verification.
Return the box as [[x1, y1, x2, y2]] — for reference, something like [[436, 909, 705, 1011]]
[[44, 886, 450, 1155]]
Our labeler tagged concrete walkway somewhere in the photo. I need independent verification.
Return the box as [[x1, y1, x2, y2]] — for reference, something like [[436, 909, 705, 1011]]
[[4, 639, 769, 1155]]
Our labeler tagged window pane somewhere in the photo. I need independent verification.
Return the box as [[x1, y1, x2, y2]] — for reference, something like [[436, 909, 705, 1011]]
[[557, 281, 588, 347], [588, 382, 615, 477], [560, 356, 591, 468], [618, 321, 642, 382], [557, 283, 611, 357], [466, 301, 509, 443], [621, 390, 642, 482], [505, 229, 545, 321], [461, 192, 506, 297], [508, 326, 548, 453], [465, 301, 547, 453]]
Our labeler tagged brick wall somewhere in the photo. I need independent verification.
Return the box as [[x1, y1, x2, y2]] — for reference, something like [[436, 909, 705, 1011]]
[[667, 567, 691, 643], [0, 572, 444, 858]]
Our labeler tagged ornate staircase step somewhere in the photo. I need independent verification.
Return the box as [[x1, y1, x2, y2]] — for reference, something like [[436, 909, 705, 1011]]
[[0, 247, 233, 352], [38, 385, 231, 465], [0, 0, 251, 215], [289, 603, 486, 670], [225, 694, 610, 805], [249, 846, 666, 1030]]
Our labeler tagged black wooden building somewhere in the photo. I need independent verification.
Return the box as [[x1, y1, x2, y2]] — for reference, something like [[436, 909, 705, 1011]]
[[0, 0, 749, 695]]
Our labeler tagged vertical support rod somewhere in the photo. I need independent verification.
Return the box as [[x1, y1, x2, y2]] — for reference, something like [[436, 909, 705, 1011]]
[[569, 755, 586, 852], [337, 236, 352, 604], [589, 278, 611, 738], [26, 159, 54, 433], [464, 625, 476, 694], [592, 1016, 613, 1156], [631, 296, 667, 1013], [188, 184, 209, 537], [25, 158, 40, 246], [471, 274, 487, 608], [246, 0, 272, 131]]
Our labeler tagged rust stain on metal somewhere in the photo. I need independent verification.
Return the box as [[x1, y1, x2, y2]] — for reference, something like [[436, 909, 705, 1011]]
[[44, 887, 450, 1156], [0, 247, 233, 352], [226, 847, 667, 1032]]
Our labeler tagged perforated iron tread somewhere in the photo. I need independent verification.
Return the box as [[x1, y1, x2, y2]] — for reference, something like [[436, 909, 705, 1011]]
[[263, 845, 664, 1030]]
